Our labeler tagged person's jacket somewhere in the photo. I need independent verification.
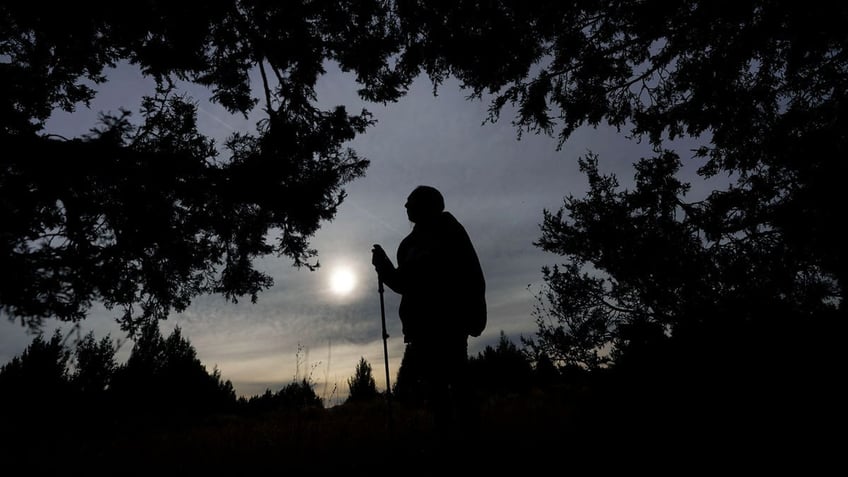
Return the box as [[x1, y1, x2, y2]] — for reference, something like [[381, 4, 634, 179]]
[[381, 212, 486, 341]]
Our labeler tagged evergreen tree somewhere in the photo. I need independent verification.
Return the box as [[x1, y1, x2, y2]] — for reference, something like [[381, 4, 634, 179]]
[[346, 356, 378, 403], [276, 378, 323, 411], [0, 330, 71, 419], [110, 322, 236, 416], [72, 331, 117, 398]]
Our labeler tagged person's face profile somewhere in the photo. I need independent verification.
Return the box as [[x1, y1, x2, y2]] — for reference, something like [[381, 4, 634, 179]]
[[405, 194, 419, 223]]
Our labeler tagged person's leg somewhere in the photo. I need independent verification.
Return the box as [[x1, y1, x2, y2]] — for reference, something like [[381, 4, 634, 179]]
[[428, 337, 472, 442], [446, 339, 479, 442]]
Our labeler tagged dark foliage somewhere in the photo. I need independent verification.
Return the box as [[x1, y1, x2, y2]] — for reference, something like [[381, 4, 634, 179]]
[[110, 322, 237, 417], [0, 329, 70, 417], [238, 379, 323, 416], [71, 330, 117, 406], [468, 331, 534, 397], [346, 356, 378, 403], [276, 378, 323, 409], [1, 1, 388, 333]]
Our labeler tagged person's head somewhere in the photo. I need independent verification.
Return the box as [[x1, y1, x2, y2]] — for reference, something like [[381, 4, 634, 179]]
[[405, 185, 444, 224]]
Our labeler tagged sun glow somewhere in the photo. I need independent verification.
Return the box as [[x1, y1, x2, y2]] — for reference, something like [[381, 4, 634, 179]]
[[329, 267, 357, 295]]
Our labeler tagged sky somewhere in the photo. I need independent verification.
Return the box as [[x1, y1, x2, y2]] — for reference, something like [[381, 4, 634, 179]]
[[0, 61, 667, 404]]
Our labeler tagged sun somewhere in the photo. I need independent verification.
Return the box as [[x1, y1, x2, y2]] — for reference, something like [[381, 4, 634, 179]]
[[329, 267, 357, 295]]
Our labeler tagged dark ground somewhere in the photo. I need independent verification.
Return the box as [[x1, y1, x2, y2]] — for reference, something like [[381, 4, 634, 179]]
[[1, 383, 836, 475]]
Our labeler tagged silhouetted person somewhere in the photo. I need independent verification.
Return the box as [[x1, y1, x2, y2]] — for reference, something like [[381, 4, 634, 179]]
[[372, 185, 486, 444]]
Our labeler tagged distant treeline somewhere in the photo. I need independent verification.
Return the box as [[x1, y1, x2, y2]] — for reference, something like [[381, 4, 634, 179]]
[[0, 324, 566, 423]]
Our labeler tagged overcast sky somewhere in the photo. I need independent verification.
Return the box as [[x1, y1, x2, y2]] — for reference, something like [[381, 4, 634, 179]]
[[0, 62, 663, 403]]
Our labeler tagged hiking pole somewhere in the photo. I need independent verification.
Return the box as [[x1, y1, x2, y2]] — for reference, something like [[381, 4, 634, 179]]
[[378, 276, 393, 429]]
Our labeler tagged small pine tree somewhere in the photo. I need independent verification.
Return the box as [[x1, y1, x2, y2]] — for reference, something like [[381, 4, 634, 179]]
[[277, 378, 323, 410], [72, 331, 117, 396], [0, 330, 71, 421], [346, 357, 378, 403]]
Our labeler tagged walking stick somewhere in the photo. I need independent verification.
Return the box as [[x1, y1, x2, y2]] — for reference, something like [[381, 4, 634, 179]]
[[378, 277, 393, 429]]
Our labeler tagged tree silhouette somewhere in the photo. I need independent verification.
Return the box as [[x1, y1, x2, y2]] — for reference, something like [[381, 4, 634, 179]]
[[276, 378, 323, 410], [346, 356, 378, 403], [110, 322, 235, 416], [242, 378, 323, 414], [525, 151, 839, 457], [525, 349, 561, 391], [1, 1, 395, 334], [72, 331, 117, 398], [0, 330, 71, 407]]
